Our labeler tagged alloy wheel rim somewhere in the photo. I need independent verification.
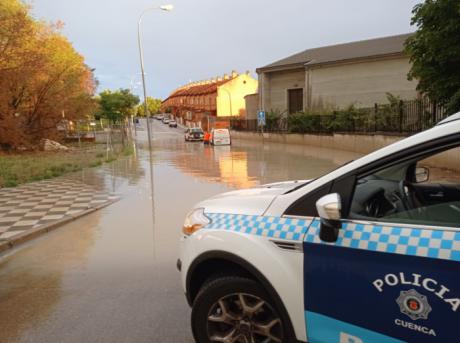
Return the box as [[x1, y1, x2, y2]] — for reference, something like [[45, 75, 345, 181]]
[[206, 292, 283, 343]]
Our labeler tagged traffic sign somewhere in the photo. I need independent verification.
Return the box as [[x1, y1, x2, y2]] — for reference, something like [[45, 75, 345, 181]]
[[258, 111, 266, 126]]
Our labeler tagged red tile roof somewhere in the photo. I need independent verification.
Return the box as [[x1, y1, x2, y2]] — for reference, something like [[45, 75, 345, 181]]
[[164, 79, 231, 102]]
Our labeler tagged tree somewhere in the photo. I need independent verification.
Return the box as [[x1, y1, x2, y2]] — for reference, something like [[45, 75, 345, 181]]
[[97, 89, 140, 122], [0, 0, 97, 148], [137, 97, 162, 117], [405, 0, 460, 114]]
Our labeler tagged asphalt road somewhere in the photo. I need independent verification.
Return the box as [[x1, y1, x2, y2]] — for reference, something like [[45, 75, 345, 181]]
[[0, 120, 359, 343]]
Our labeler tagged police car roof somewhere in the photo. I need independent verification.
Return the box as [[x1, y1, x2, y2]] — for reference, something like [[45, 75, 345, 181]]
[[437, 112, 460, 126]]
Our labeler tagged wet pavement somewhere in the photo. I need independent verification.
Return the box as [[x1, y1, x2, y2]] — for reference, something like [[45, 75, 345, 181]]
[[0, 120, 360, 343]]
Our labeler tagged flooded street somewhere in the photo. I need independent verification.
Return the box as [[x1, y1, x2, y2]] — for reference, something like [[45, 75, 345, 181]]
[[0, 120, 360, 343]]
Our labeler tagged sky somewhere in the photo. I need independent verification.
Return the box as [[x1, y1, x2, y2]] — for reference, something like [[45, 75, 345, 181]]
[[30, 0, 421, 99]]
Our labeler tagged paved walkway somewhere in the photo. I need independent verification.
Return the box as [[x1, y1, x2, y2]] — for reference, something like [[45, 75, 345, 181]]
[[0, 179, 118, 244]]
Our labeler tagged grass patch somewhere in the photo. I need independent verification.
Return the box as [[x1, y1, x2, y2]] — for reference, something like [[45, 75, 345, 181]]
[[0, 143, 134, 188]]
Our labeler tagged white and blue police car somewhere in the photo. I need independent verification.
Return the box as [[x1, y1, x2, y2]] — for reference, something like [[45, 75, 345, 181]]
[[178, 113, 460, 343]]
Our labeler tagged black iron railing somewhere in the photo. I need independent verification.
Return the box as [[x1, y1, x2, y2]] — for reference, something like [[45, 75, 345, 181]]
[[231, 99, 448, 135]]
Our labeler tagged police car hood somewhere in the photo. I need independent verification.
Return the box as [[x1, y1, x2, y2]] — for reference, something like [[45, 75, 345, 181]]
[[198, 180, 310, 216]]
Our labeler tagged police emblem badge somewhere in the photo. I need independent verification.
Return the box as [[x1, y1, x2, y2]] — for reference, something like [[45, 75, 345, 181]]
[[396, 289, 432, 321]]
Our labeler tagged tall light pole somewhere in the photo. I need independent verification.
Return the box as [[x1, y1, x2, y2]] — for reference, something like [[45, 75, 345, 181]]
[[130, 75, 142, 137], [137, 4, 173, 151]]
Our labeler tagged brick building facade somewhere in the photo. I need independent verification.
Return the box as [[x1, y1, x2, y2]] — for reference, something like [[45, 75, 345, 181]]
[[161, 71, 258, 129]]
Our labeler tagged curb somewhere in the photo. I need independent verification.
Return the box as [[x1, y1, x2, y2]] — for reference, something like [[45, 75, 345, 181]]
[[0, 198, 119, 255]]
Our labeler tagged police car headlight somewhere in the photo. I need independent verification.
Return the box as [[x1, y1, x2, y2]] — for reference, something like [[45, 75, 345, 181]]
[[182, 208, 211, 236]]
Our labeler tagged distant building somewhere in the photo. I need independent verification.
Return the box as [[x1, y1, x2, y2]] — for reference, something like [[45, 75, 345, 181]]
[[161, 71, 258, 128], [255, 33, 418, 114]]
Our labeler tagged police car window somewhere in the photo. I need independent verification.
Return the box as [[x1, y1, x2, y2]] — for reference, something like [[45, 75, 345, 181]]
[[349, 146, 460, 228]]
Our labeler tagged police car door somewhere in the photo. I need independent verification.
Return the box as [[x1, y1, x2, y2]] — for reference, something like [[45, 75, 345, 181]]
[[303, 143, 460, 343]]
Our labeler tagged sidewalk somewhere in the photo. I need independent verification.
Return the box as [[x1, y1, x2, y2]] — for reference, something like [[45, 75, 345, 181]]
[[0, 178, 119, 253]]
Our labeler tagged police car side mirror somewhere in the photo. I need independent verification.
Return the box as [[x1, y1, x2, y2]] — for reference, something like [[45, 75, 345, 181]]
[[415, 166, 429, 183], [316, 193, 342, 243]]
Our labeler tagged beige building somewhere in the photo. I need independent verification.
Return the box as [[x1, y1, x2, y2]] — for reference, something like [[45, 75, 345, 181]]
[[256, 33, 418, 114]]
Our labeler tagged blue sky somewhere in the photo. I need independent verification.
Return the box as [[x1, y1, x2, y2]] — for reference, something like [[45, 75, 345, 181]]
[[30, 0, 421, 99]]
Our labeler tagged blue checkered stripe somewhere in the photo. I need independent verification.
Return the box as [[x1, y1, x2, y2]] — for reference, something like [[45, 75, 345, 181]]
[[304, 219, 460, 262], [205, 213, 312, 241]]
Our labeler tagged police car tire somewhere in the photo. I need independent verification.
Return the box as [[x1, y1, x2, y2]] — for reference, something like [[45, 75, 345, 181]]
[[191, 275, 296, 343]]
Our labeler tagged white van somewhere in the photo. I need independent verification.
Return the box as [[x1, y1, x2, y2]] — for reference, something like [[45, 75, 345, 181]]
[[210, 128, 231, 146]]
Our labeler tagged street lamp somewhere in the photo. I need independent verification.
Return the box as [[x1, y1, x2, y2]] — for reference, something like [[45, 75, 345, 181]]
[[130, 74, 142, 137], [137, 4, 174, 151]]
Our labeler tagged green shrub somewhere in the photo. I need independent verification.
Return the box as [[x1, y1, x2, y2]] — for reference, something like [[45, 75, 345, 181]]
[[287, 112, 323, 133], [265, 110, 284, 131], [4, 179, 18, 187], [89, 160, 103, 168]]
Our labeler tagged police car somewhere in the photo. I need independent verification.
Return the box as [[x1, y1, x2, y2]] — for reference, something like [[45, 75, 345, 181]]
[[179, 113, 460, 343]]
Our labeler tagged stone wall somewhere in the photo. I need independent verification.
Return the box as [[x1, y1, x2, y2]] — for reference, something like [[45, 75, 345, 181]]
[[308, 57, 418, 109], [259, 56, 418, 113], [263, 68, 305, 112], [231, 131, 460, 171]]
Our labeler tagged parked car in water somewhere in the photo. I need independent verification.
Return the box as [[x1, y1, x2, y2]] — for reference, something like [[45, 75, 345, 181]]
[[179, 112, 460, 343], [169, 120, 177, 128], [162, 117, 171, 124], [210, 128, 231, 146], [185, 128, 204, 141]]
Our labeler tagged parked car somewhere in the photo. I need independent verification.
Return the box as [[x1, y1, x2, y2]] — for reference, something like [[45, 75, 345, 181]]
[[179, 112, 460, 343], [162, 117, 171, 124], [169, 120, 177, 128], [210, 128, 231, 146], [156, 115, 164, 121], [185, 128, 204, 141]]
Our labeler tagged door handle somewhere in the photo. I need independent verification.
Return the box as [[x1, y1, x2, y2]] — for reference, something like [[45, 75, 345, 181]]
[[429, 192, 444, 198]]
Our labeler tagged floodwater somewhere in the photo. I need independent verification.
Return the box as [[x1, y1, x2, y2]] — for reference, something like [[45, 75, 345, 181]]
[[0, 120, 360, 343]]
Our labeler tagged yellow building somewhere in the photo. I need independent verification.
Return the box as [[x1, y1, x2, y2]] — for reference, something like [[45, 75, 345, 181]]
[[162, 71, 258, 128]]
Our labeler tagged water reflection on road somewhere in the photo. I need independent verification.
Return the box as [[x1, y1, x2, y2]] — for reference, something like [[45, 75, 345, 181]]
[[0, 120, 360, 343]]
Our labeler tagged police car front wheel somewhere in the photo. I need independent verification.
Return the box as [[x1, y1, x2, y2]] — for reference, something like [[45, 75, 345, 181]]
[[191, 275, 289, 343]]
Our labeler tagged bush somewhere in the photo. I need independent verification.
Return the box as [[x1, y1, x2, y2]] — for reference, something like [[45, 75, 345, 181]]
[[287, 111, 325, 133], [4, 179, 18, 187], [265, 110, 283, 131], [327, 106, 371, 132]]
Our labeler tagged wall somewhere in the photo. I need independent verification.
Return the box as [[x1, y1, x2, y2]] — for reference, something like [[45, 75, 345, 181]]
[[216, 74, 258, 117], [308, 57, 418, 109], [259, 56, 418, 113], [244, 93, 259, 119], [231, 131, 460, 171], [231, 130, 402, 154], [263, 68, 305, 113]]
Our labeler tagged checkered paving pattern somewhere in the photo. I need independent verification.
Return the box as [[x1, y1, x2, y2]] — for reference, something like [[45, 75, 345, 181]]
[[205, 213, 312, 241], [304, 219, 460, 262], [0, 179, 119, 241]]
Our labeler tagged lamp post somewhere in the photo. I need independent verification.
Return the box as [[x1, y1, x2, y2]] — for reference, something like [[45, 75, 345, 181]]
[[130, 75, 142, 137], [137, 4, 173, 151]]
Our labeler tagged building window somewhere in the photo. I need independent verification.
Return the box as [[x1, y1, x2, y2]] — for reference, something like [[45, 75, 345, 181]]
[[288, 88, 303, 114]]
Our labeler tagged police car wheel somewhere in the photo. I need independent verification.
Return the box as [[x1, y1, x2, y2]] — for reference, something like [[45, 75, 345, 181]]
[[191, 276, 288, 343]]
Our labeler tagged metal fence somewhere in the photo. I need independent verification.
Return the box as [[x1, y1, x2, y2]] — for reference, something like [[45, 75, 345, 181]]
[[231, 99, 448, 135]]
